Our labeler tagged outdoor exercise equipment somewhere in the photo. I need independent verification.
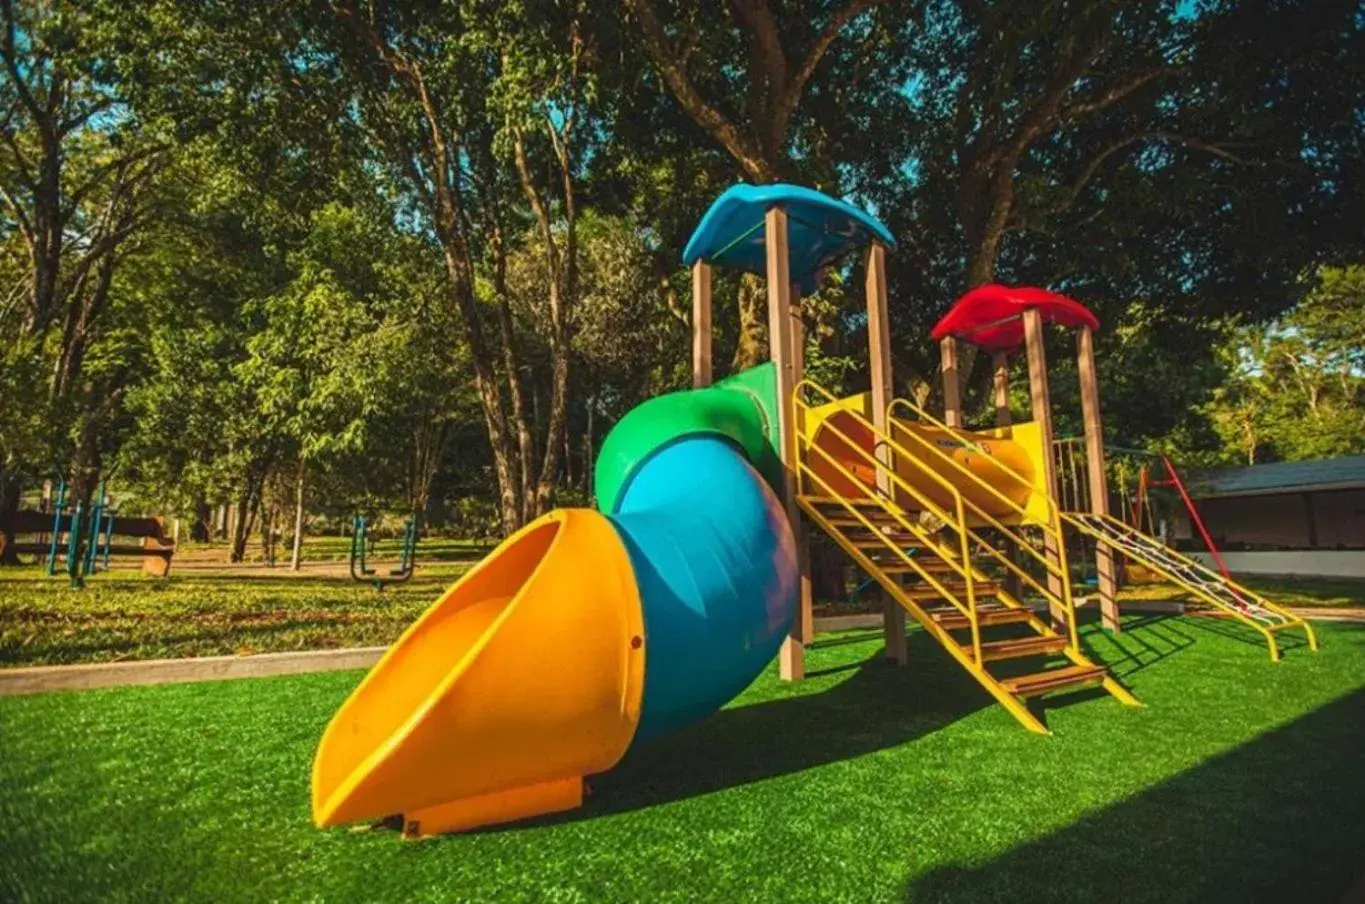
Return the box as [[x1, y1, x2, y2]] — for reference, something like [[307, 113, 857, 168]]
[[348, 514, 418, 590], [8, 478, 176, 581]]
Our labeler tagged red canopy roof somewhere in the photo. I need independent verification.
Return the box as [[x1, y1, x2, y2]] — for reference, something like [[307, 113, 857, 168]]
[[929, 284, 1099, 353]]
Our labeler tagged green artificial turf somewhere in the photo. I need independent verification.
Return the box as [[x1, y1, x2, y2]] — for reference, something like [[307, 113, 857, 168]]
[[2, 616, 1363, 903], [0, 565, 470, 666]]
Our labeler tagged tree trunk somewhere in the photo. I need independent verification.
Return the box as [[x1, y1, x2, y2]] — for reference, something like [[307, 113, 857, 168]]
[[229, 493, 252, 563], [290, 459, 306, 571], [259, 507, 273, 563], [732, 274, 768, 371], [190, 498, 211, 542], [0, 481, 20, 566], [584, 398, 596, 499]]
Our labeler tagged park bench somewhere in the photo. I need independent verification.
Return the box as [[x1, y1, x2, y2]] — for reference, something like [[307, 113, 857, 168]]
[[6, 509, 176, 577]]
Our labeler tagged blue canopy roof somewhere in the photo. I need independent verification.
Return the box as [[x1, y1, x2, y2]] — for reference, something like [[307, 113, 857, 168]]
[[681, 183, 895, 293]]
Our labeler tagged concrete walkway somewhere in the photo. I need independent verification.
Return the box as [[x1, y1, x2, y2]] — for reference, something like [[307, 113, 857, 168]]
[[1, 607, 1358, 698]]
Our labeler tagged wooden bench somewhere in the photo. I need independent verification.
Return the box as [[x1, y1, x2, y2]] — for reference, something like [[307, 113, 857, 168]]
[[5, 510, 176, 577]]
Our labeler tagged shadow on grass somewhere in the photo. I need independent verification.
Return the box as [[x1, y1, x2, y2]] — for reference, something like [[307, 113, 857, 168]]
[[1181, 613, 1313, 656], [585, 631, 988, 816], [1081, 613, 1199, 681], [903, 687, 1365, 904]]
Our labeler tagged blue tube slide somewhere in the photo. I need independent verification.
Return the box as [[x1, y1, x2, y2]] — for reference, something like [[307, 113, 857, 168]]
[[610, 435, 798, 742]]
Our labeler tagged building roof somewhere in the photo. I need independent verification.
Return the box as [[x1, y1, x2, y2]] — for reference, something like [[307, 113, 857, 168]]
[[682, 183, 894, 294], [1187, 455, 1365, 499]]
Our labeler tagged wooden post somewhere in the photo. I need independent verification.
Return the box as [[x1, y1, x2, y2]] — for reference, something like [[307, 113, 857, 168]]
[[766, 207, 807, 681], [992, 353, 1012, 427], [1022, 308, 1067, 628], [1077, 325, 1119, 633], [866, 244, 906, 664], [992, 351, 1023, 597], [691, 261, 712, 388], [790, 287, 813, 672], [939, 337, 963, 428]]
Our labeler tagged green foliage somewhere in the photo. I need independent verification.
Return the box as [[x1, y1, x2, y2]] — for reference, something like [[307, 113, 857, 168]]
[[2, 0, 1362, 544], [1199, 267, 1365, 465]]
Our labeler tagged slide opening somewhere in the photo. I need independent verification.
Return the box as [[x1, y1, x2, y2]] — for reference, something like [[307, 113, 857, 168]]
[[313, 520, 562, 820]]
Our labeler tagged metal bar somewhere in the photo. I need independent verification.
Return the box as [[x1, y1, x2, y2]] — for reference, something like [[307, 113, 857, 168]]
[[1161, 454, 1233, 581], [45, 479, 66, 575]]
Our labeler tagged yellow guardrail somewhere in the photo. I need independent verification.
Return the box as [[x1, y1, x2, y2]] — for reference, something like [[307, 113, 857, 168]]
[[793, 382, 984, 662], [882, 397, 1080, 650]]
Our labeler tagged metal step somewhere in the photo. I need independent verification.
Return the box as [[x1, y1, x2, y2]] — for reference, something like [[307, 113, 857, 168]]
[[800, 495, 892, 511], [1001, 664, 1108, 698], [901, 581, 1002, 601], [876, 560, 961, 574], [965, 635, 1070, 662], [925, 606, 1034, 631]]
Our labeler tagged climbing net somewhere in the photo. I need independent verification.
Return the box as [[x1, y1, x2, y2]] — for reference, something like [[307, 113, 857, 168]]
[[1066, 513, 1293, 627]]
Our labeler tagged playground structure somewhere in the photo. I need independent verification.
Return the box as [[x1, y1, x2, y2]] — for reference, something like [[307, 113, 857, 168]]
[[4, 479, 175, 585], [311, 183, 1315, 839], [348, 514, 419, 590]]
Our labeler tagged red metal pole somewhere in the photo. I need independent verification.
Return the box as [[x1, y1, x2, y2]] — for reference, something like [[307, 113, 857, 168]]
[[1161, 454, 1233, 581]]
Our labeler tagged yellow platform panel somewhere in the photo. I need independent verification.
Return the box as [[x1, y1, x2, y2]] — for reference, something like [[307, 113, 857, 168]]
[[803, 393, 1050, 526]]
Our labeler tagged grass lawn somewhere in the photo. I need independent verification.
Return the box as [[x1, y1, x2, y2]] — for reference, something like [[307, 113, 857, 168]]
[[0, 564, 470, 667], [1, 616, 1363, 903], [3, 562, 1360, 668], [175, 534, 495, 565]]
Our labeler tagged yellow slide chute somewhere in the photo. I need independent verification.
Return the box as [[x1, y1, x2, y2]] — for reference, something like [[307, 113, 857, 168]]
[[311, 509, 646, 837]]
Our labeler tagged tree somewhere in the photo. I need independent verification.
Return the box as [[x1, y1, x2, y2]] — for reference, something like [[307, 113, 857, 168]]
[[887, 0, 1364, 424], [622, 0, 899, 182], [619, 0, 920, 369], [0, 0, 166, 559], [1202, 267, 1365, 465]]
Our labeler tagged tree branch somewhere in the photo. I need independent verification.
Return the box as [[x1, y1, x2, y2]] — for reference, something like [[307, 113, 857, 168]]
[[0, 0, 43, 122], [1058, 66, 1177, 122], [779, 0, 886, 130], [621, 0, 775, 180]]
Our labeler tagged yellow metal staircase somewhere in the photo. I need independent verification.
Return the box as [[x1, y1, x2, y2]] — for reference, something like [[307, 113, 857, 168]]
[[792, 381, 1139, 735]]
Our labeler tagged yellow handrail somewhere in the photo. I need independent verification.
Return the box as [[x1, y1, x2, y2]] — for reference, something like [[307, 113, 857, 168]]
[[794, 380, 1077, 656], [885, 396, 1079, 649], [1062, 512, 1318, 660], [1080, 512, 1312, 629], [882, 417, 1070, 581], [886, 397, 1067, 526], [792, 391, 984, 659]]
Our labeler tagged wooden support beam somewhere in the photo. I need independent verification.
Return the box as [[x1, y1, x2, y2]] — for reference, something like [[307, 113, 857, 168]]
[[1077, 325, 1119, 634], [790, 288, 813, 668], [939, 336, 963, 428], [992, 352, 1012, 427], [765, 207, 807, 682], [1023, 308, 1067, 628], [866, 244, 906, 664], [991, 351, 1023, 597], [691, 262, 712, 388]]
